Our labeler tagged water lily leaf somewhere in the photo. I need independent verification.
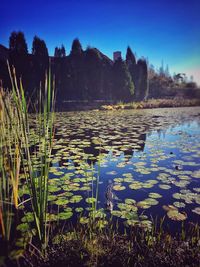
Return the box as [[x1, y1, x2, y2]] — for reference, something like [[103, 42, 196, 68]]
[[148, 193, 162, 199], [86, 197, 96, 204], [111, 210, 122, 217], [75, 207, 84, 213], [129, 183, 142, 190], [17, 223, 29, 232], [58, 211, 73, 220], [192, 207, 200, 215], [55, 199, 69, 206], [159, 184, 171, 190], [21, 212, 34, 223], [113, 184, 126, 191], [114, 178, 124, 183], [69, 195, 83, 203], [167, 210, 187, 221], [125, 199, 136, 205], [173, 201, 186, 208], [137, 201, 151, 209], [80, 217, 89, 224], [145, 198, 159, 206]]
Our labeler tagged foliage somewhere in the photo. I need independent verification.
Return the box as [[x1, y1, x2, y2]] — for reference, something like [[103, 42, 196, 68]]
[[126, 46, 136, 65], [70, 38, 83, 56], [113, 58, 134, 101], [0, 62, 55, 252], [54, 45, 66, 58], [9, 31, 28, 55], [135, 59, 148, 100], [32, 36, 49, 57], [1, 32, 199, 108]]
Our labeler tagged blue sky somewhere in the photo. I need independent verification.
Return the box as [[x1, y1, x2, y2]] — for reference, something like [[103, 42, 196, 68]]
[[1, 0, 200, 83]]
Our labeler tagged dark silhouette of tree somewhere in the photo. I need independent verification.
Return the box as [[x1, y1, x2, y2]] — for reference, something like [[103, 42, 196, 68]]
[[9, 31, 28, 55], [126, 46, 136, 65], [126, 46, 137, 96], [54, 45, 66, 57], [3, 31, 199, 108], [84, 47, 103, 99], [135, 59, 148, 100], [30, 36, 49, 99], [112, 58, 134, 101], [32, 36, 48, 57], [70, 39, 83, 56], [60, 45, 66, 57], [54, 47, 59, 57]]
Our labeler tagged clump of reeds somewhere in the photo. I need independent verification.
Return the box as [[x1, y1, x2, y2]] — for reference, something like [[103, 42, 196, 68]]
[[0, 62, 55, 252]]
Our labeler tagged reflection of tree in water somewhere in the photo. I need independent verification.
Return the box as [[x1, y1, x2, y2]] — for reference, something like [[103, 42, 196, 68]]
[[54, 127, 147, 167], [51, 108, 200, 167]]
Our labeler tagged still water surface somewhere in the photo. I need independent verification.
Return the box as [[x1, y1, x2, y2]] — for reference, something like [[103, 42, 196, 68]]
[[47, 107, 200, 230]]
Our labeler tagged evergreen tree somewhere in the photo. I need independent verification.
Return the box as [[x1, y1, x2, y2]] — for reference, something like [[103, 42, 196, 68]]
[[54, 45, 66, 57], [60, 45, 66, 57], [54, 47, 59, 57], [112, 58, 134, 101], [84, 47, 103, 99], [9, 31, 28, 54], [126, 46, 136, 65], [32, 36, 48, 57], [70, 38, 83, 56], [135, 59, 148, 100]]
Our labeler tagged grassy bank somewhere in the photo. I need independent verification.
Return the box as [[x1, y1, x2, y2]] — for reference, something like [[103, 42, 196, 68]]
[[100, 98, 200, 111], [9, 220, 200, 267]]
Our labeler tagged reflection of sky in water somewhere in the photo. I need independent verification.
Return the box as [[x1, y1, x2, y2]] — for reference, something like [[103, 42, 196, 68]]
[[94, 116, 200, 230]]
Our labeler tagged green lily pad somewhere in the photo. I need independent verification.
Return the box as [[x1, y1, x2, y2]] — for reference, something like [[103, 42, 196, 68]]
[[111, 210, 122, 217], [58, 211, 73, 220], [55, 199, 69, 206], [148, 193, 162, 199], [173, 201, 186, 208], [113, 184, 126, 191], [86, 197, 96, 204], [80, 217, 89, 224], [125, 199, 136, 205], [75, 207, 84, 213], [69, 195, 83, 203], [17, 223, 29, 232], [159, 184, 171, 190], [21, 212, 34, 223]]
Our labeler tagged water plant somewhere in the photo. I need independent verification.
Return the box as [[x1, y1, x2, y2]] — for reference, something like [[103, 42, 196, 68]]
[[0, 62, 55, 251]]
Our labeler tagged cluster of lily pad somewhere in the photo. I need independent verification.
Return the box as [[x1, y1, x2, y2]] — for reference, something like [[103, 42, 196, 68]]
[[16, 107, 200, 234]]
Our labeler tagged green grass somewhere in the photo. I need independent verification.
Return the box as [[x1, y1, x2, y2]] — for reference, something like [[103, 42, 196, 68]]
[[23, 218, 200, 267]]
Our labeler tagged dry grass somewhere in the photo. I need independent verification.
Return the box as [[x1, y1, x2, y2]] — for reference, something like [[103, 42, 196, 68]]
[[101, 98, 200, 111]]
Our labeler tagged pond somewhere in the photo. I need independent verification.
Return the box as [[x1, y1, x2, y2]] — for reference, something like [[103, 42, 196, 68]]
[[21, 107, 200, 232]]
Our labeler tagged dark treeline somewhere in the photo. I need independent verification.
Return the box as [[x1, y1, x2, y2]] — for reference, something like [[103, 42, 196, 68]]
[[0, 31, 199, 110]]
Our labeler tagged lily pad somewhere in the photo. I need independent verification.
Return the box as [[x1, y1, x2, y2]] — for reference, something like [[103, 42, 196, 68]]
[[113, 184, 126, 191], [85, 197, 96, 204], [58, 211, 73, 220]]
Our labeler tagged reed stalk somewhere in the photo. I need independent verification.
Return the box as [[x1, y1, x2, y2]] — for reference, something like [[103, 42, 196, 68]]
[[0, 62, 55, 251]]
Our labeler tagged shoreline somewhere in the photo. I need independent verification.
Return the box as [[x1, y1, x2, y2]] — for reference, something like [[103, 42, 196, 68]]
[[56, 98, 200, 112]]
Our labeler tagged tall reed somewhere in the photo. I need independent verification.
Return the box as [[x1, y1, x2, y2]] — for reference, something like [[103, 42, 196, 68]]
[[0, 62, 55, 250], [0, 87, 21, 242]]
